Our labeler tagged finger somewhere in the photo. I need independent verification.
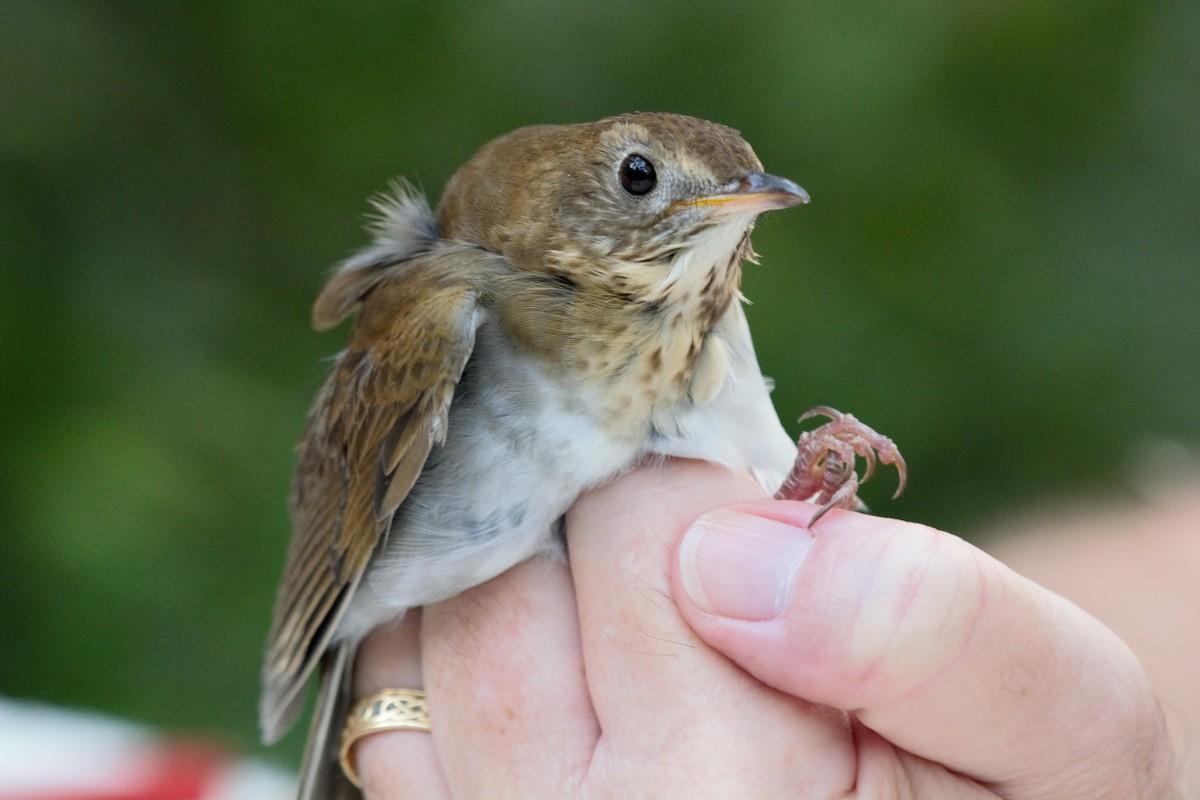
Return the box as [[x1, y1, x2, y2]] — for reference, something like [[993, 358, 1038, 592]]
[[419, 551, 599, 798], [566, 461, 857, 797], [352, 611, 452, 800], [673, 501, 1175, 797]]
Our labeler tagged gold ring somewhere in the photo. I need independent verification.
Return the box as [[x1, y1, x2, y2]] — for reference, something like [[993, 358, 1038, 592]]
[[339, 688, 431, 787]]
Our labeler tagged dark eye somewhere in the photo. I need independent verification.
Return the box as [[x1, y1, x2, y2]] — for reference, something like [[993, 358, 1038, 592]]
[[619, 153, 657, 195]]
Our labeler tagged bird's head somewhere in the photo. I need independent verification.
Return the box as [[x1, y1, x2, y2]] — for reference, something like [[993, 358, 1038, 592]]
[[437, 113, 807, 310]]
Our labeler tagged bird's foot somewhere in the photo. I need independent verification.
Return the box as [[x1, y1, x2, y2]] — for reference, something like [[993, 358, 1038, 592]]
[[775, 406, 907, 527]]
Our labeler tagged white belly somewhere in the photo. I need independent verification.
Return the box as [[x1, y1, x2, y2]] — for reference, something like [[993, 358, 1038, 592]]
[[336, 305, 795, 641]]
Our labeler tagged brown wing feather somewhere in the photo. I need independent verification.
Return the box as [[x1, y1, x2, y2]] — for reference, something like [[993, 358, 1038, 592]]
[[259, 252, 485, 743]]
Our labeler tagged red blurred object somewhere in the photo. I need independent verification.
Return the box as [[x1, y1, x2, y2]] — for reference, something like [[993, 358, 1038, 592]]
[[0, 698, 292, 800]]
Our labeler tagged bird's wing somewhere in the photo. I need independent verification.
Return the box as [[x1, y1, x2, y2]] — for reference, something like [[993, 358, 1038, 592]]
[[259, 243, 491, 744]]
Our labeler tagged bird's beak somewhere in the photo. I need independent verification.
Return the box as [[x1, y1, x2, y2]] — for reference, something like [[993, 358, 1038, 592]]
[[684, 172, 810, 216]]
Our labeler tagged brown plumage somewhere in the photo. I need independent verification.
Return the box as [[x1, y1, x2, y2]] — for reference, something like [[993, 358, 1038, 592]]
[[260, 112, 903, 799], [263, 246, 494, 738]]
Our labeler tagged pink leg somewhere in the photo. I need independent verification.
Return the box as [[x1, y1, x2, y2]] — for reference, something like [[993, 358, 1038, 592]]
[[775, 406, 907, 527]]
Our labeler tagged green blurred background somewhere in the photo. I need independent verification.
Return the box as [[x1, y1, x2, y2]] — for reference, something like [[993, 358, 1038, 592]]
[[2, 0, 1196, 770]]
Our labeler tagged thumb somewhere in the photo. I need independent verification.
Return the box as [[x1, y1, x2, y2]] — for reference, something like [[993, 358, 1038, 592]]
[[672, 501, 1175, 798]]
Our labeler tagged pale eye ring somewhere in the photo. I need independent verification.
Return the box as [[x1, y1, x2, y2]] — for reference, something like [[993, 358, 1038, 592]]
[[619, 154, 657, 195]]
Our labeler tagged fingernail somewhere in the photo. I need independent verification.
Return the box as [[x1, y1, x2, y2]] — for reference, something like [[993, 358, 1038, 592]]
[[678, 509, 813, 621]]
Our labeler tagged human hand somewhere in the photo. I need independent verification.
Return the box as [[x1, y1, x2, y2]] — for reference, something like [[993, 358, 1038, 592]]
[[350, 461, 1184, 799]]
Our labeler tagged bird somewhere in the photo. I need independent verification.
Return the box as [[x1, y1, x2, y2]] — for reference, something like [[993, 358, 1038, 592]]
[[259, 112, 904, 798]]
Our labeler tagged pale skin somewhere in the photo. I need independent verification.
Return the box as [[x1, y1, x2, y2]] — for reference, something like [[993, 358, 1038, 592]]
[[350, 460, 1191, 799]]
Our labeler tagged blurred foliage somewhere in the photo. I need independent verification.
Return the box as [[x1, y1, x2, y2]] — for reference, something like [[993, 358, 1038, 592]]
[[1, 0, 1196, 770]]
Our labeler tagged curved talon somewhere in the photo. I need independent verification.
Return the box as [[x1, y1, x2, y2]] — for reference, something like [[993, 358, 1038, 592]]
[[776, 405, 907, 525], [809, 499, 837, 527], [797, 405, 841, 426], [860, 443, 877, 484], [808, 476, 860, 527], [890, 451, 909, 499]]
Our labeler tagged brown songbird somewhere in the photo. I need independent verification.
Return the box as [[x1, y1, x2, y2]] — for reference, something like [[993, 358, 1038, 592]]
[[260, 112, 904, 798]]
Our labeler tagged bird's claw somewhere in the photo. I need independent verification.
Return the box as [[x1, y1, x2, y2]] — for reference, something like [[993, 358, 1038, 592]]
[[775, 406, 907, 527]]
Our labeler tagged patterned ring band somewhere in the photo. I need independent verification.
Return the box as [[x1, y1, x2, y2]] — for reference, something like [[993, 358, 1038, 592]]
[[339, 688, 431, 788]]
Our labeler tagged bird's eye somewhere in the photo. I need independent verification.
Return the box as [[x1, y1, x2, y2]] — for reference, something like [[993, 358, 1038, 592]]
[[619, 154, 657, 196]]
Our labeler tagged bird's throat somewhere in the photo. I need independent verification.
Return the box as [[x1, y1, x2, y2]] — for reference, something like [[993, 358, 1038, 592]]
[[572, 222, 752, 429]]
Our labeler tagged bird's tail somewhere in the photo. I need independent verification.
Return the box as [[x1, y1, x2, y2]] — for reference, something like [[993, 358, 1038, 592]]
[[296, 642, 361, 800]]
